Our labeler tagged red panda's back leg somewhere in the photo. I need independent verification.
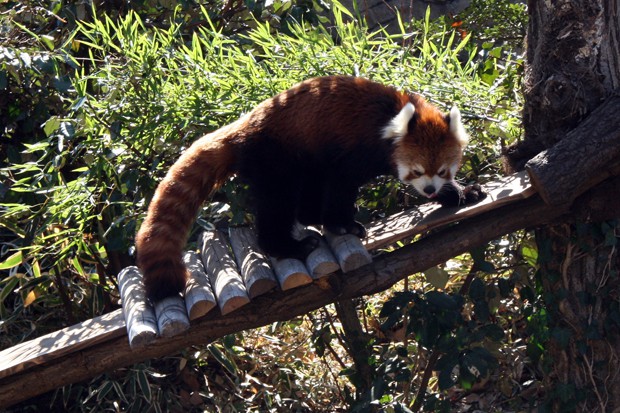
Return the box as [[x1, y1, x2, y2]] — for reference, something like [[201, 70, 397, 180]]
[[237, 140, 319, 259]]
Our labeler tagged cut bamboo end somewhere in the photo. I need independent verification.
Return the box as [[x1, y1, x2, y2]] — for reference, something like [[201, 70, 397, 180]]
[[201, 230, 250, 315], [220, 295, 251, 316], [270, 257, 312, 290], [325, 233, 373, 272], [154, 295, 190, 338], [228, 227, 278, 299], [188, 301, 216, 321], [282, 272, 314, 290], [183, 251, 217, 320], [305, 238, 340, 278], [248, 278, 278, 298], [117, 266, 157, 348]]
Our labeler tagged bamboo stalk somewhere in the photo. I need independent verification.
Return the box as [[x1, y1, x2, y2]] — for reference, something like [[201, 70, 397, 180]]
[[201, 230, 250, 315], [117, 266, 157, 347], [228, 227, 278, 298], [183, 251, 217, 320]]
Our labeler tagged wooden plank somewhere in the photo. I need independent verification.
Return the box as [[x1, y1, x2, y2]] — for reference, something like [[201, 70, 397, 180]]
[[154, 296, 190, 337], [297, 227, 340, 278], [0, 309, 125, 380], [118, 266, 158, 347], [201, 230, 250, 315], [364, 171, 535, 250], [228, 227, 278, 298], [325, 232, 373, 272], [305, 236, 341, 278], [183, 251, 217, 320], [525, 95, 620, 206], [270, 257, 313, 290]]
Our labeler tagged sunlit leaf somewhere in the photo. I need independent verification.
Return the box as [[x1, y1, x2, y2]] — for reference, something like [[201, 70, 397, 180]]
[[0, 251, 22, 270]]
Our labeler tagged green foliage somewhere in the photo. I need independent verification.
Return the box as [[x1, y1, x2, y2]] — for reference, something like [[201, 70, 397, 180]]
[[1, 0, 529, 411], [457, 0, 528, 47]]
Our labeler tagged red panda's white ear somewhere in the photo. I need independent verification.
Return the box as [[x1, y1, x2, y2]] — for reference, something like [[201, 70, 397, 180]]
[[382, 102, 415, 142], [449, 106, 469, 147]]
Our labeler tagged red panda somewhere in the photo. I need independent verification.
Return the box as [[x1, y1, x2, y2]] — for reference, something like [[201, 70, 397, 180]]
[[136, 76, 481, 301]]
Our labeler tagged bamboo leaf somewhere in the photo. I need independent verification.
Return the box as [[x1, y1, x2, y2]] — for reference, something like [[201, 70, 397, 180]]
[[0, 251, 22, 270]]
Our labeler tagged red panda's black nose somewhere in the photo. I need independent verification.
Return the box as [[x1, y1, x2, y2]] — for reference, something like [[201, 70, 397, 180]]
[[423, 185, 436, 195]]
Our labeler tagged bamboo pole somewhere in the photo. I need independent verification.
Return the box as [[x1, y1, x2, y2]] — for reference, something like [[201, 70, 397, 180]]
[[117, 266, 157, 347], [201, 231, 250, 315]]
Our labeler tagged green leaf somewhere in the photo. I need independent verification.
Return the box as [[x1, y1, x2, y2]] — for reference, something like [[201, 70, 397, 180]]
[[43, 117, 61, 137], [96, 381, 113, 402], [41, 35, 55, 51], [498, 277, 512, 297], [208, 344, 238, 376], [521, 243, 538, 267], [438, 364, 456, 390], [137, 369, 151, 401], [482, 324, 505, 341], [0, 276, 20, 303], [0, 251, 22, 270], [424, 266, 450, 289]]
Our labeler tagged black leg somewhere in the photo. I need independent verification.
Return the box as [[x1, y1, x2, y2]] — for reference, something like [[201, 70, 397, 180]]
[[297, 174, 325, 226], [251, 176, 319, 259], [322, 178, 366, 238]]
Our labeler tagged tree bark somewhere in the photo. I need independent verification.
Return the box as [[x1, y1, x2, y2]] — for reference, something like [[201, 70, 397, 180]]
[[520, 0, 620, 410]]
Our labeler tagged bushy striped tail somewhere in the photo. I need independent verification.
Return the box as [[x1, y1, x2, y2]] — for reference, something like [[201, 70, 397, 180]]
[[136, 134, 236, 301]]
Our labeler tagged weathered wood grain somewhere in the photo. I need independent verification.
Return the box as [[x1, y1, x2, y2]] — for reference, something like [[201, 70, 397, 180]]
[[525, 95, 620, 206], [364, 171, 535, 250], [228, 227, 278, 298], [0, 309, 125, 381], [183, 251, 217, 320], [269, 256, 313, 290], [295, 227, 340, 278], [325, 232, 372, 272], [117, 266, 158, 347], [201, 231, 250, 315], [154, 295, 190, 337], [305, 236, 340, 278]]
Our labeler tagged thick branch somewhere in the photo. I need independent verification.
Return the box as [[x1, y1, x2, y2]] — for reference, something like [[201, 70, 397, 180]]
[[525, 94, 620, 206]]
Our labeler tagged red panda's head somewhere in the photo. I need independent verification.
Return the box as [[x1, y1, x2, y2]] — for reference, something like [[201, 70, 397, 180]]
[[383, 98, 469, 199]]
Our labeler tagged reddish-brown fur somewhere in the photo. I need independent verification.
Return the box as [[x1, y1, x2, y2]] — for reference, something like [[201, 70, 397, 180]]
[[136, 76, 464, 301], [135, 129, 238, 299], [394, 97, 464, 180]]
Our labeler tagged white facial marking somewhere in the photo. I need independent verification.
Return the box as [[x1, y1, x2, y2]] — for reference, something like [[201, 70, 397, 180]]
[[449, 163, 459, 179], [382, 102, 415, 142], [405, 163, 460, 199], [397, 163, 410, 181], [449, 106, 469, 147]]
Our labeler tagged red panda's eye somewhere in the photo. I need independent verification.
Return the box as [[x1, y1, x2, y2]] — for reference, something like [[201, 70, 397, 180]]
[[411, 170, 423, 178], [438, 168, 447, 178]]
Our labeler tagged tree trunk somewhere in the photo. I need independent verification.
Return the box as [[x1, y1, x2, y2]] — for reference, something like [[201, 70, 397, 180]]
[[517, 0, 620, 410]]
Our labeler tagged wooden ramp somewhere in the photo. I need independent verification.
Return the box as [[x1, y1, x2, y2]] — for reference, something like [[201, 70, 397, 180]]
[[0, 172, 536, 408]]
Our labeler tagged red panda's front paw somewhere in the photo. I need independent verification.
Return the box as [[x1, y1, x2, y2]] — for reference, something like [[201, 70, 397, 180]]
[[462, 183, 486, 205], [436, 182, 486, 207], [324, 221, 367, 239]]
